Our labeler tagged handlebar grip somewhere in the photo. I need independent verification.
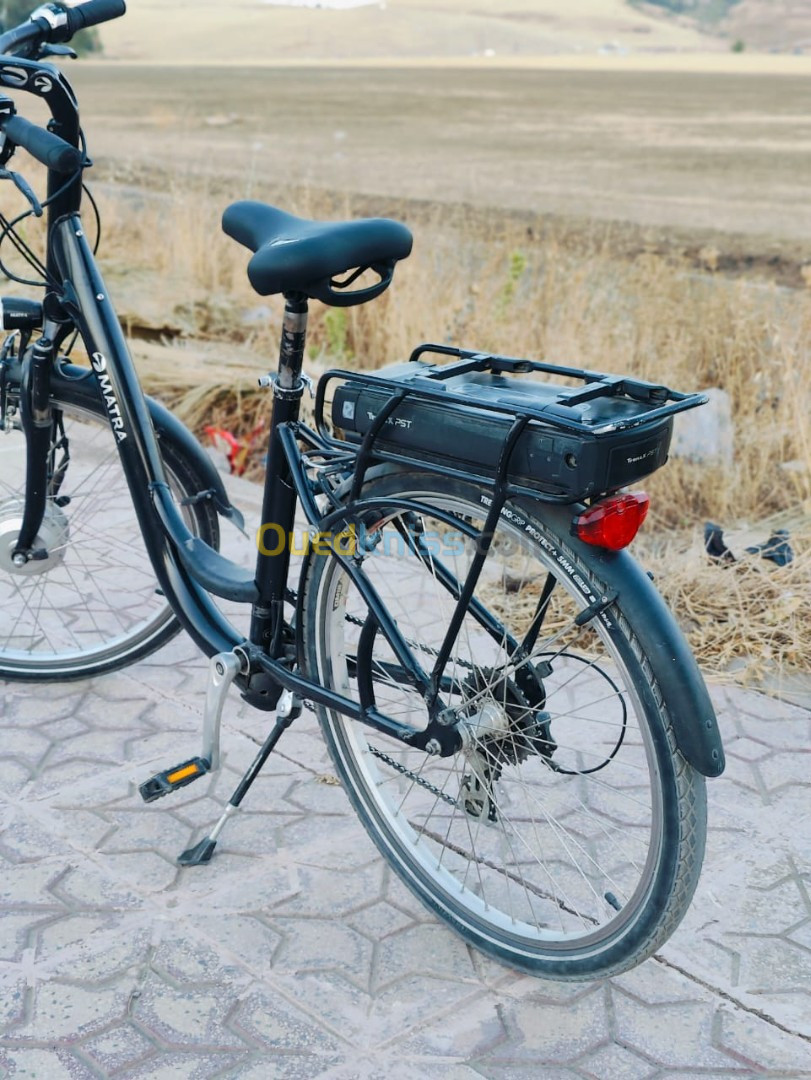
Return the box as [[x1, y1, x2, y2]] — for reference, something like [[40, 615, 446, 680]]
[[0, 115, 82, 173], [65, 0, 127, 34]]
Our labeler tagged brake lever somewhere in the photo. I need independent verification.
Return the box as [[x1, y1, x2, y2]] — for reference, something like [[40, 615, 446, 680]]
[[0, 168, 43, 217], [37, 43, 78, 60]]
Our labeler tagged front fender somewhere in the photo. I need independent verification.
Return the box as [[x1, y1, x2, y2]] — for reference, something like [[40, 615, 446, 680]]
[[51, 363, 245, 533], [148, 396, 245, 533]]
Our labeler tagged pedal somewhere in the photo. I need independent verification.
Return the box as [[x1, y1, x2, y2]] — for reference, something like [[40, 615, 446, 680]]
[[139, 757, 210, 803]]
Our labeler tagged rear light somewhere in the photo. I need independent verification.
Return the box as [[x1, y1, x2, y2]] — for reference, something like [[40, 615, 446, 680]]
[[573, 492, 650, 550]]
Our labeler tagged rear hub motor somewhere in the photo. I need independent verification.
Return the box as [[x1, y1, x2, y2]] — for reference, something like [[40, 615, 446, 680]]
[[459, 672, 555, 822]]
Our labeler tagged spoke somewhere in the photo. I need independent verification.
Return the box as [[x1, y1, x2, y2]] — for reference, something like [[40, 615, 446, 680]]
[[498, 757, 616, 917], [1, 576, 48, 650], [569, 764, 657, 812], [564, 782, 648, 875], [543, 650, 622, 703], [509, 744, 596, 930], [461, 749, 590, 929], [0, 405, 184, 667], [412, 820, 598, 926], [545, 739, 650, 774], [547, 695, 635, 730], [462, 751, 542, 927], [444, 752, 494, 913], [320, 488, 665, 951], [457, 620, 584, 715]]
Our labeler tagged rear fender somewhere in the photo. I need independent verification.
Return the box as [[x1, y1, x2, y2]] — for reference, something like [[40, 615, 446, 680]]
[[523, 500, 725, 778]]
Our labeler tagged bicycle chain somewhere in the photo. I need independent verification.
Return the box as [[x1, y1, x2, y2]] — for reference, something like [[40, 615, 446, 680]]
[[344, 612, 476, 673], [326, 613, 524, 805], [366, 744, 458, 807]]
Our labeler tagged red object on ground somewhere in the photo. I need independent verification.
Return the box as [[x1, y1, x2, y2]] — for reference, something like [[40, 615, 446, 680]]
[[204, 423, 265, 476]]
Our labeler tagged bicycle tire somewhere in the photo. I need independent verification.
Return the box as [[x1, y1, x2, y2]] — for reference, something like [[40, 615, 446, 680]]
[[301, 469, 706, 979], [0, 379, 219, 681]]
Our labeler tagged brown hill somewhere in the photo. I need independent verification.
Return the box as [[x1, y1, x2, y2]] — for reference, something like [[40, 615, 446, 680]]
[[722, 1, 811, 52], [98, 0, 721, 64], [635, 1, 811, 52]]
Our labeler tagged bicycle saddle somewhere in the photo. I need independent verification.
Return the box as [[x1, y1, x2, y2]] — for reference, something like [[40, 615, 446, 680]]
[[222, 201, 413, 307]]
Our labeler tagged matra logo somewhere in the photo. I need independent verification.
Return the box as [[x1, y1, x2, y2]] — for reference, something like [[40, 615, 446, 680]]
[[91, 353, 127, 442]]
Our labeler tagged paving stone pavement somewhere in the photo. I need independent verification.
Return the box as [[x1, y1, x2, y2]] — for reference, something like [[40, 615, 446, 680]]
[[1, 473, 810, 1080]]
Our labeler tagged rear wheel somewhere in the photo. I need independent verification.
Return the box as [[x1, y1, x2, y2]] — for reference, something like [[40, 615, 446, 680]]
[[302, 470, 706, 979], [0, 386, 218, 680]]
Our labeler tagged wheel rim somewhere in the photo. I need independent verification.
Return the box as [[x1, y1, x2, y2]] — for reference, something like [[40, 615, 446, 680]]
[[0, 401, 190, 674], [312, 490, 667, 958]]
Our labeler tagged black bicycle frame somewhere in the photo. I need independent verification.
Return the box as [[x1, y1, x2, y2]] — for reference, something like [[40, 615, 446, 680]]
[[5, 50, 538, 761], [48, 218, 241, 652]]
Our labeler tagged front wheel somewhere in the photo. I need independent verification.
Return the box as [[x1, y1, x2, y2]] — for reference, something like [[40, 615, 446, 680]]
[[0, 381, 219, 680], [301, 470, 706, 980]]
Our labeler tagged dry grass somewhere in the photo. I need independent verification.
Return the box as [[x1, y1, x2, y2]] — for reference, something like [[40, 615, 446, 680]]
[[58, 177, 811, 686], [644, 520, 811, 682]]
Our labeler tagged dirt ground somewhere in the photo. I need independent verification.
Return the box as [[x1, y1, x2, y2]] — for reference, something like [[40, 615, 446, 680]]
[[57, 62, 811, 285]]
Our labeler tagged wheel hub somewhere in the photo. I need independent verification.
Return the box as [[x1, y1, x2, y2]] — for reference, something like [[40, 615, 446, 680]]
[[0, 497, 69, 576], [460, 672, 555, 768], [458, 671, 556, 822]]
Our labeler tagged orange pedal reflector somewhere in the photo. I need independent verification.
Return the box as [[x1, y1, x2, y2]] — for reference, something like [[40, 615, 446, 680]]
[[139, 757, 210, 803], [167, 763, 201, 784]]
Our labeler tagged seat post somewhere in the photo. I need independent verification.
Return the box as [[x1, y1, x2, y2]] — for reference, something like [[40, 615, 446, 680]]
[[277, 292, 309, 389], [245, 292, 310, 705]]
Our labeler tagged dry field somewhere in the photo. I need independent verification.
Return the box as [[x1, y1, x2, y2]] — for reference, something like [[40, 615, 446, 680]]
[[66, 62, 811, 257], [97, 0, 718, 63], [4, 61, 810, 685]]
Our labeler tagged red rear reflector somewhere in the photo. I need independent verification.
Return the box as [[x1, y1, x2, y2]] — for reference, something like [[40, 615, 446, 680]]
[[573, 493, 650, 550]]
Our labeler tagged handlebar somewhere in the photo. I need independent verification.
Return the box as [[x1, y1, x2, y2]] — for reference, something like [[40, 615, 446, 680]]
[[0, 1, 126, 57], [0, 112, 83, 172], [63, 0, 126, 36], [0, 2, 127, 275]]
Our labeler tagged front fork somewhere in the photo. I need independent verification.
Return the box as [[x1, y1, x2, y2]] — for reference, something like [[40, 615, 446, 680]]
[[12, 334, 54, 563]]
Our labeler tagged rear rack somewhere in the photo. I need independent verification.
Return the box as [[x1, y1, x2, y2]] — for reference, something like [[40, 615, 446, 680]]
[[311, 344, 708, 505], [314, 344, 707, 441]]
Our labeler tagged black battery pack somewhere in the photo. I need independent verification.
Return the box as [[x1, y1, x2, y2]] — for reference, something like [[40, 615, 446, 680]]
[[328, 357, 677, 501]]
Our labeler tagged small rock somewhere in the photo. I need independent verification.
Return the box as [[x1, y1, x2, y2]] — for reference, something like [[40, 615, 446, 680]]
[[780, 459, 809, 475], [671, 387, 733, 468], [698, 245, 720, 272], [204, 112, 241, 127], [242, 305, 274, 327]]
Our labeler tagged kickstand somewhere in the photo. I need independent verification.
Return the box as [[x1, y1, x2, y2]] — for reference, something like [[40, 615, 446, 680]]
[[177, 689, 301, 867]]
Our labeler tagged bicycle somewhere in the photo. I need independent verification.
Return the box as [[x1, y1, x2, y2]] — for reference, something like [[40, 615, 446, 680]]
[[0, 1, 725, 981]]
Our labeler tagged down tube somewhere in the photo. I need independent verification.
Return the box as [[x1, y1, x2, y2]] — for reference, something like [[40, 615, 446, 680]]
[[50, 214, 241, 658]]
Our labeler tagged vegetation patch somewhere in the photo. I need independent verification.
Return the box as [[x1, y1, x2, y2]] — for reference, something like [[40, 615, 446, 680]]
[[52, 176, 807, 690], [632, 0, 741, 23]]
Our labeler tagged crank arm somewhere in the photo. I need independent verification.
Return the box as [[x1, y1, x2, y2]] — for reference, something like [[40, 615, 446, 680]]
[[202, 650, 244, 771]]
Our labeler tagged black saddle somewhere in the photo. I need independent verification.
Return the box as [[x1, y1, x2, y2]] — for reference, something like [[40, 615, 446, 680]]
[[222, 201, 413, 307]]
